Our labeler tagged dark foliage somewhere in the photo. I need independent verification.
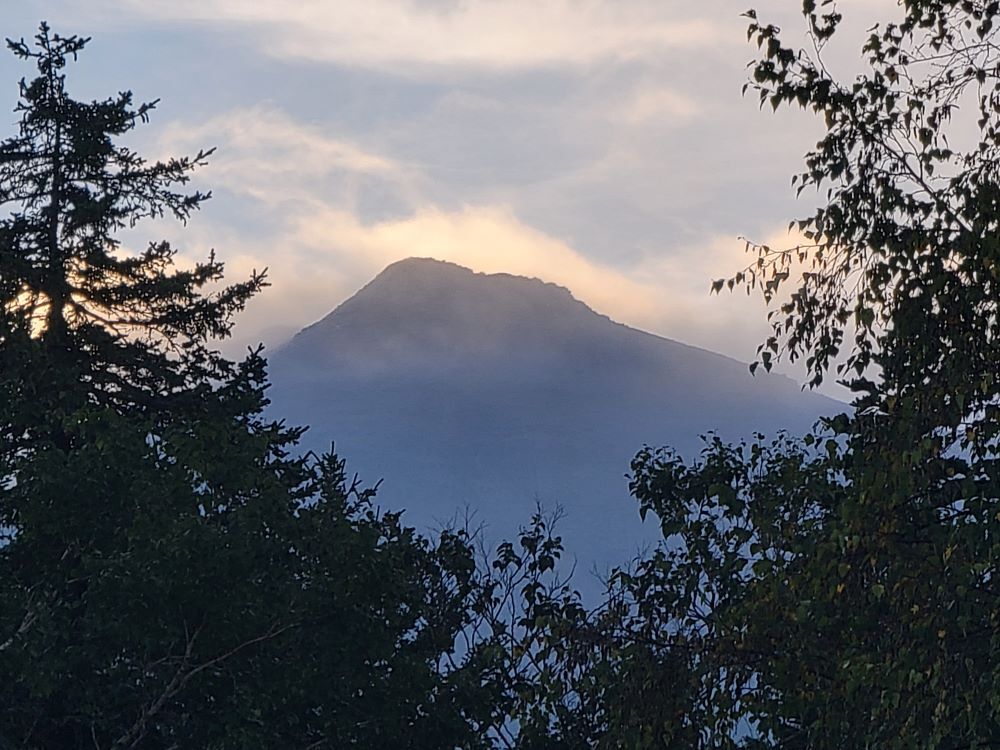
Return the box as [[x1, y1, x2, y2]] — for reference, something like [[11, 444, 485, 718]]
[[0, 24, 507, 749], [503, 2, 1000, 747]]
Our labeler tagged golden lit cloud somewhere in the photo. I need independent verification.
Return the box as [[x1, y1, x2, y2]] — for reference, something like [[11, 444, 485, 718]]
[[291, 205, 665, 329]]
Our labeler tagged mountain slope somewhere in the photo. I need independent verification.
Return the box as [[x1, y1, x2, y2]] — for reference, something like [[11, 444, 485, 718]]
[[267, 258, 843, 579]]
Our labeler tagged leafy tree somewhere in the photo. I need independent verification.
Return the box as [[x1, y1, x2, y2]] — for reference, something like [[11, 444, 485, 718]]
[[508, 2, 1000, 748], [0, 24, 506, 749]]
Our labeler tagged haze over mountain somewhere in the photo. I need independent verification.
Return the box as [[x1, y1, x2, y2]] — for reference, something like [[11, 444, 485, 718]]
[[267, 258, 844, 578]]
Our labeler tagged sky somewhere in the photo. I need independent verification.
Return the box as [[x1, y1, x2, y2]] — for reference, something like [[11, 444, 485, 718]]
[[0, 2, 894, 394]]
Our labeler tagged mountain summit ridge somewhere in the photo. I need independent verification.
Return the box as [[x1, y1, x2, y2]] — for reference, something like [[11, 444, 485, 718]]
[[276, 256, 796, 386], [282, 257, 604, 363]]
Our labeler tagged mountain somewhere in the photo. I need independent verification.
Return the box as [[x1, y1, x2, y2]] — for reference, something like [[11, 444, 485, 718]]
[[266, 257, 843, 581]]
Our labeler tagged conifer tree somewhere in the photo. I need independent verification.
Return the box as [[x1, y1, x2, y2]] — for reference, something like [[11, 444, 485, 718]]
[[0, 24, 503, 749]]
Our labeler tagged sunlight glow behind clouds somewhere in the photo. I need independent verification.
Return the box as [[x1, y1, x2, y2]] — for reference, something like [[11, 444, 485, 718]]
[[294, 205, 664, 328]]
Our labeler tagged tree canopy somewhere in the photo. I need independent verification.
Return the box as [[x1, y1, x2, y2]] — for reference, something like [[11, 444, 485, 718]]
[[506, 2, 1000, 747], [0, 24, 511, 749]]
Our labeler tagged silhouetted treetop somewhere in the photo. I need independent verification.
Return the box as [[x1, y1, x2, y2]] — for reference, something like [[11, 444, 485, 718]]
[[0, 22, 266, 430]]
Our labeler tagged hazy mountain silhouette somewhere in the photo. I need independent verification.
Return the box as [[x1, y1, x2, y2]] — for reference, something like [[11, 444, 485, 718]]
[[267, 257, 843, 579]]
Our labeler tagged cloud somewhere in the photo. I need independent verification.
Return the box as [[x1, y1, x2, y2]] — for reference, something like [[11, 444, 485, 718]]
[[106, 0, 721, 70], [156, 106, 411, 207], [633, 229, 810, 360], [623, 87, 702, 124]]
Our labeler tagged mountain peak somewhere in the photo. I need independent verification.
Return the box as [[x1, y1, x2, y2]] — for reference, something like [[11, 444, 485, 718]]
[[277, 257, 611, 375]]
